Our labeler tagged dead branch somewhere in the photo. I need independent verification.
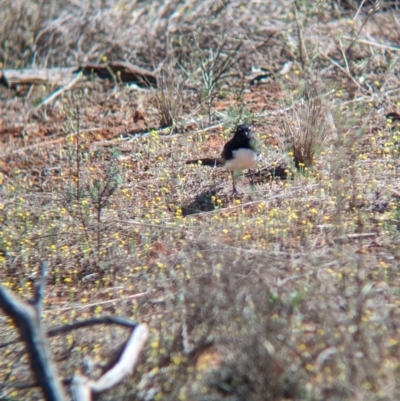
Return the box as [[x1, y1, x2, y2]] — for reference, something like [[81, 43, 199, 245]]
[[59, 290, 148, 311], [0, 284, 67, 401], [0, 318, 148, 400], [0, 68, 76, 86], [0, 62, 157, 88], [35, 72, 82, 109], [346, 3, 377, 60], [31, 261, 48, 313], [47, 316, 137, 337], [71, 324, 149, 401], [0, 261, 149, 401], [79, 61, 157, 87], [0, 316, 138, 349], [318, 50, 366, 93], [91, 324, 149, 392], [341, 36, 400, 51], [0, 382, 37, 389], [71, 375, 92, 401]]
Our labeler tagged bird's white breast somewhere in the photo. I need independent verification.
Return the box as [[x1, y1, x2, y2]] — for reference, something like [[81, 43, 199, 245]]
[[225, 148, 260, 171]]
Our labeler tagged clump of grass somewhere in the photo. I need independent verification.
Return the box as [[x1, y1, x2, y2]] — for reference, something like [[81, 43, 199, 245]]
[[280, 85, 331, 169], [150, 64, 185, 128]]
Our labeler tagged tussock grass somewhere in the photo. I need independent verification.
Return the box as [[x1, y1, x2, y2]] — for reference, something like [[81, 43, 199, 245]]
[[280, 83, 331, 168]]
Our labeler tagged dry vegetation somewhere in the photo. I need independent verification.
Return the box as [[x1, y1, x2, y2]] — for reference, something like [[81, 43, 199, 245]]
[[1, 0, 400, 400]]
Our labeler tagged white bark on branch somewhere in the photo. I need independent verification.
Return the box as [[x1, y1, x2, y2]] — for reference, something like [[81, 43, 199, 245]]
[[71, 324, 149, 401], [1, 68, 76, 86], [91, 324, 149, 392], [0, 263, 149, 401]]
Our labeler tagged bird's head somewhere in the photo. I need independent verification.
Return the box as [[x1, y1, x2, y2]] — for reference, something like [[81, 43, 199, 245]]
[[234, 124, 254, 139]]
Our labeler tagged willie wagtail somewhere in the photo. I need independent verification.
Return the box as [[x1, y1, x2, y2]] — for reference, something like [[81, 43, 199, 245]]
[[186, 124, 260, 193]]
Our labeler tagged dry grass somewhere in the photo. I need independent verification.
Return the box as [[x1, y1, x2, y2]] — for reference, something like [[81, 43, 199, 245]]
[[279, 83, 331, 168], [1, 1, 400, 400]]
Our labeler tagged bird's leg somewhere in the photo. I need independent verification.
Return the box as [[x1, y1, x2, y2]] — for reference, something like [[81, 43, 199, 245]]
[[248, 169, 255, 186], [231, 171, 238, 194]]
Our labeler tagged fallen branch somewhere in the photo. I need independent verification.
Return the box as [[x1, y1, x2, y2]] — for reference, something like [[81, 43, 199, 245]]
[[59, 290, 148, 311], [71, 324, 149, 401], [0, 67, 75, 86], [0, 316, 140, 349], [0, 62, 157, 88], [91, 324, 148, 392], [341, 36, 400, 52], [79, 61, 157, 87], [0, 261, 149, 401], [318, 50, 366, 93], [47, 316, 137, 337], [35, 72, 82, 109]]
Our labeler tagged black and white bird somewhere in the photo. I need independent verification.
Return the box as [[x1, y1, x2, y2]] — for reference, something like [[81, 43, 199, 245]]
[[186, 124, 260, 193]]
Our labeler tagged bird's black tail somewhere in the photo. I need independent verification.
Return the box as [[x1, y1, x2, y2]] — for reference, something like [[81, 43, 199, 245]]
[[185, 158, 225, 167]]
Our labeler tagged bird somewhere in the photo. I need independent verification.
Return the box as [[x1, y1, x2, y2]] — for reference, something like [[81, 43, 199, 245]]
[[386, 112, 400, 123], [186, 124, 260, 194]]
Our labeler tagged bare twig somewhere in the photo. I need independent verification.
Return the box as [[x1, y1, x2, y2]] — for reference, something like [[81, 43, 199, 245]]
[[341, 36, 400, 52], [47, 317, 137, 337], [353, 0, 368, 20], [0, 315, 141, 348], [31, 261, 48, 314], [0, 67, 76, 86], [90, 324, 149, 392], [340, 4, 378, 83], [35, 72, 82, 110], [319, 51, 366, 92], [71, 324, 149, 400], [294, 4, 308, 69], [347, 4, 376, 57], [0, 382, 38, 389], [59, 291, 148, 311], [110, 219, 180, 230], [0, 286, 67, 401], [71, 375, 92, 401]]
